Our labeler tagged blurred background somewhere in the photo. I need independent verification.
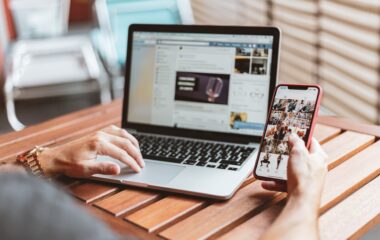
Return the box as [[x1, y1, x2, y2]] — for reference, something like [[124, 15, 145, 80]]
[[0, 0, 379, 238], [0, 0, 379, 132]]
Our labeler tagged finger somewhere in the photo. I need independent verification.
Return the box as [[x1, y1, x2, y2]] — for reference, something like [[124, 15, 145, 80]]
[[310, 138, 328, 158], [82, 161, 120, 176], [288, 134, 308, 161], [288, 134, 309, 175], [99, 141, 142, 172], [105, 133, 145, 168], [103, 125, 140, 148], [288, 133, 306, 151], [261, 181, 287, 192]]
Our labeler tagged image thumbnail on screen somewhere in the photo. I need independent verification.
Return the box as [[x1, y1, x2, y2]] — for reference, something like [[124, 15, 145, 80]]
[[256, 88, 317, 180], [175, 72, 230, 105]]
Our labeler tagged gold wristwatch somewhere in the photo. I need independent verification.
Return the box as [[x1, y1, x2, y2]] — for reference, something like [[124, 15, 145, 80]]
[[17, 146, 48, 178]]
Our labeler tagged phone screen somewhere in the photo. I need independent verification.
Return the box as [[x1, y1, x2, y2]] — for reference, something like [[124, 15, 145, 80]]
[[255, 86, 319, 180]]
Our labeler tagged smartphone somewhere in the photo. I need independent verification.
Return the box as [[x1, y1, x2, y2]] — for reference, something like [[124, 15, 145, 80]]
[[253, 84, 322, 182]]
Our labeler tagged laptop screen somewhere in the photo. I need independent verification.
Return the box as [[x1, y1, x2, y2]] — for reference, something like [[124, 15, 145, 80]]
[[127, 31, 274, 137]]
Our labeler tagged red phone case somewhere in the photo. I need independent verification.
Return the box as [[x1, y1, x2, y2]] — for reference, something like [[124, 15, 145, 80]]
[[253, 83, 323, 183]]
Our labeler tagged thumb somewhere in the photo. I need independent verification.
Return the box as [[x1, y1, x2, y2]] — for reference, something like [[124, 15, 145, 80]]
[[288, 133, 304, 150], [82, 161, 121, 176], [309, 138, 327, 157]]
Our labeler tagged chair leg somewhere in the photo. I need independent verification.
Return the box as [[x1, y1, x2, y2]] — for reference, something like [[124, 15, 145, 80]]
[[97, 72, 112, 104], [111, 75, 125, 99], [4, 81, 25, 131]]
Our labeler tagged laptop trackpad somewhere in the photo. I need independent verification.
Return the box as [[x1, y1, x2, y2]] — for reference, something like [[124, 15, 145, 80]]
[[121, 161, 185, 185]]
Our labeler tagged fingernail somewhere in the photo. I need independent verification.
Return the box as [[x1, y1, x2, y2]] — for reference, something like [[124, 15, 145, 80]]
[[109, 165, 119, 175]]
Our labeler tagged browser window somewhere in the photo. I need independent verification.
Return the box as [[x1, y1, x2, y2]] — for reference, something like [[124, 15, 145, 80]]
[[127, 31, 274, 136]]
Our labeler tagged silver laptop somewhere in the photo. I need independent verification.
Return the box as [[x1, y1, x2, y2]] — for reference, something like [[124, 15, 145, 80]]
[[93, 24, 280, 199]]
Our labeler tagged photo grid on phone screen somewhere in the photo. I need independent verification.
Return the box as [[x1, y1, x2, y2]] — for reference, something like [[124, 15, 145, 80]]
[[257, 97, 316, 179]]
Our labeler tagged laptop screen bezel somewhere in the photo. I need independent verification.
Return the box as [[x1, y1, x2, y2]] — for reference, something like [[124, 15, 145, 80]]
[[122, 24, 280, 144]]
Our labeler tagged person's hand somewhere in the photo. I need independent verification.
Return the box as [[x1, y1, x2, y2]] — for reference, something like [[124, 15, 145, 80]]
[[261, 134, 328, 207], [38, 125, 145, 178]]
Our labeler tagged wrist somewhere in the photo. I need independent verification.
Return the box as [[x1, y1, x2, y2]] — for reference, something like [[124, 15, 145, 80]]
[[38, 147, 65, 177], [288, 190, 320, 217]]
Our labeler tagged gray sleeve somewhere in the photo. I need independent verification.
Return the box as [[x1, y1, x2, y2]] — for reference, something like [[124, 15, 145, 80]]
[[0, 173, 121, 240]]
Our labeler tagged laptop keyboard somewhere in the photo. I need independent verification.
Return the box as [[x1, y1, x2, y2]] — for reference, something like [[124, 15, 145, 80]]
[[133, 133, 255, 171]]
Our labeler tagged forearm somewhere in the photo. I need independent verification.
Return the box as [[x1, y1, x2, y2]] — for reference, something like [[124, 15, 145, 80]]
[[260, 194, 320, 240], [0, 162, 27, 174]]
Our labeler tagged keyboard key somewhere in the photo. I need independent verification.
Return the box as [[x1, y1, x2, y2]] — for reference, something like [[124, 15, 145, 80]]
[[219, 160, 244, 166], [184, 161, 196, 165], [144, 155, 184, 164], [217, 164, 228, 169], [134, 133, 254, 171]]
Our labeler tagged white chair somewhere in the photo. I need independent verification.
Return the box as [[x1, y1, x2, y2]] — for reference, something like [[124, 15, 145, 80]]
[[92, 0, 194, 97], [9, 0, 70, 39], [4, 36, 112, 130]]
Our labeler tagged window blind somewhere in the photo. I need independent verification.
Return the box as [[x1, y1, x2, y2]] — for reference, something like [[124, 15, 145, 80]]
[[190, 0, 380, 123]]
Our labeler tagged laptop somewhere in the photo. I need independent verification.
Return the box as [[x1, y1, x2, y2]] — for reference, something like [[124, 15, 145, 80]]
[[93, 24, 280, 199]]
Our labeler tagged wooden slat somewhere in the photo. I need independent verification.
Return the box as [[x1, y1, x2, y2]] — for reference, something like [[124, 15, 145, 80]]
[[54, 175, 79, 187], [320, 32, 379, 70], [333, 0, 380, 13], [280, 48, 317, 74], [279, 61, 316, 84], [238, 0, 267, 25], [320, 49, 378, 87], [86, 204, 161, 240], [272, 0, 318, 14], [274, 21, 318, 45], [159, 181, 281, 240], [320, 14, 380, 50], [320, 140, 380, 212], [319, 176, 380, 240], [323, 82, 377, 115], [219, 203, 285, 240], [273, 8, 317, 31], [281, 44, 315, 63], [318, 116, 380, 138], [321, 0, 380, 31], [94, 189, 160, 217], [219, 139, 380, 239], [124, 175, 254, 234], [191, 0, 239, 25], [313, 124, 341, 144], [69, 182, 118, 203], [321, 131, 374, 170], [322, 95, 372, 124], [321, 81, 377, 123], [0, 100, 121, 147], [320, 64, 377, 105], [0, 112, 120, 163], [126, 196, 206, 233], [282, 33, 317, 57], [278, 70, 313, 85]]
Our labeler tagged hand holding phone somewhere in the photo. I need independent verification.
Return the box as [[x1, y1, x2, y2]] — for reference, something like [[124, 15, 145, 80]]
[[253, 84, 322, 182]]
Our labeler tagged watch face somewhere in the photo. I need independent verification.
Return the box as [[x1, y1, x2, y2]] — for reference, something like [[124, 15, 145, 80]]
[[17, 147, 43, 163], [17, 147, 47, 177]]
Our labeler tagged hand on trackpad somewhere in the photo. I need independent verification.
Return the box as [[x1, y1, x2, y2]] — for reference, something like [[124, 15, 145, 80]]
[[121, 161, 185, 185]]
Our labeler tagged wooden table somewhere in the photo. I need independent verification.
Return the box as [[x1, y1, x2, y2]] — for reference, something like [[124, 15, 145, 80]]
[[0, 100, 379, 240]]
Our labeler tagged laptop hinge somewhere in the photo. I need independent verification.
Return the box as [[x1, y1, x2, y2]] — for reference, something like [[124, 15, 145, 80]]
[[126, 128, 138, 134]]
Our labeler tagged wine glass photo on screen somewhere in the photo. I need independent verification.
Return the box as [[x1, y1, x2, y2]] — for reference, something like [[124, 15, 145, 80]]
[[206, 77, 224, 102]]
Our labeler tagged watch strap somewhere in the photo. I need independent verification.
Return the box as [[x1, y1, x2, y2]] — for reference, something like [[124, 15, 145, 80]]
[[17, 146, 47, 178]]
